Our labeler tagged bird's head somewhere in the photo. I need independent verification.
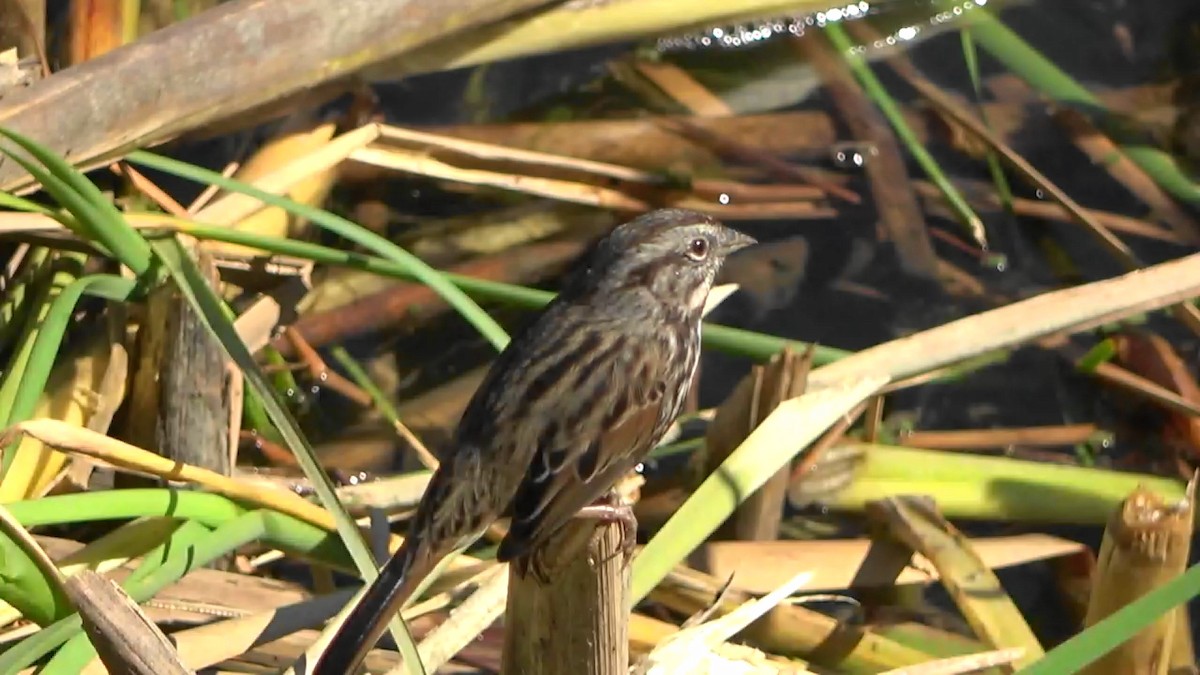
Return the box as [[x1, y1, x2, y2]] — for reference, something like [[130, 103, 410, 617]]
[[577, 208, 756, 313]]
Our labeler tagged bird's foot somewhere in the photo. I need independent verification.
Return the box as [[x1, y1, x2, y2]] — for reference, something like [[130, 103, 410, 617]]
[[575, 495, 637, 569], [515, 495, 639, 583], [517, 552, 554, 585]]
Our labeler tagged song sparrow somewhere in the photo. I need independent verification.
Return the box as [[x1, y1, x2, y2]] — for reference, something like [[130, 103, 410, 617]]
[[312, 208, 755, 674]]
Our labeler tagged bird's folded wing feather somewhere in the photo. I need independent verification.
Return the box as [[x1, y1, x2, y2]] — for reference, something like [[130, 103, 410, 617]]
[[498, 352, 667, 560]]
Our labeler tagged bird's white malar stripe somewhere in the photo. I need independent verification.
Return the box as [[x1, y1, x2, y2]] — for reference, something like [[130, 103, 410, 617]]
[[702, 283, 739, 317], [686, 281, 710, 313]]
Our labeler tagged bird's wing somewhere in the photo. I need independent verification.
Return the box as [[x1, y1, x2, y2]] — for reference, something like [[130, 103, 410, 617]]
[[496, 352, 668, 563]]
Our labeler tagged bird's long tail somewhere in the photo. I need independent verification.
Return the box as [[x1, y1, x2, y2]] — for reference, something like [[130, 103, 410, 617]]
[[311, 539, 442, 675]]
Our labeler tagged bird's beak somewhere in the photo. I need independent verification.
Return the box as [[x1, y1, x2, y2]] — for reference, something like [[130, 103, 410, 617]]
[[720, 229, 757, 255]]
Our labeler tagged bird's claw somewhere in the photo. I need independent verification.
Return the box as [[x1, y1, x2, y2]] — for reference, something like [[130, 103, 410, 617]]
[[516, 551, 555, 585], [512, 497, 638, 582], [575, 501, 638, 569]]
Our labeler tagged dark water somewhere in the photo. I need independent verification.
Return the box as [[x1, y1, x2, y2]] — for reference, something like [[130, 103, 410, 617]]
[[145, 0, 1199, 661], [365, 0, 1200, 652]]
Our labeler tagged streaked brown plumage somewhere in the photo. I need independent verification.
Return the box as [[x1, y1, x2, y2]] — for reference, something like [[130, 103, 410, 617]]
[[312, 208, 754, 674]]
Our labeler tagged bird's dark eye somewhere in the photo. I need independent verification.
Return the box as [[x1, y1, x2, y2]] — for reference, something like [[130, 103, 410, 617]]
[[685, 237, 709, 261]]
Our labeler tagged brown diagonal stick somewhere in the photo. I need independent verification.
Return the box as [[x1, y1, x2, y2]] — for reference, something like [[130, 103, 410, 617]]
[[281, 328, 373, 408], [899, 424, 1101, 451], [64, 570, 193, 675], [792, 31, 940, 280], [912, 179, 1185, 245], [1054, 108, 1200, 244], [660, 117, 861, 204]]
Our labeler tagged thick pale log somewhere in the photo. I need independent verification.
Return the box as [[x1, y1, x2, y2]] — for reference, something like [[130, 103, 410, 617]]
[[0, 0, 43, 59], [0, 0, 557, 192]]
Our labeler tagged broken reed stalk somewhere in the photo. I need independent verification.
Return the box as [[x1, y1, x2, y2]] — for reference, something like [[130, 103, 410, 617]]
[[1080, 481, 1196, 675], [63, 570, 191, 675], [118, 248, 232, 568], [122, 248, 231, 479], [705, 347, 810, 541], [502, 519, 629, 675]]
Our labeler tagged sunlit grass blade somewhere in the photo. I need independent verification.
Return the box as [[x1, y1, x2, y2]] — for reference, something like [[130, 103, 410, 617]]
[[0, 504, 71, 626], [822, 22, 986, 249], [0, 272, 135, 498], [5, 512, 290, 672], [0, 148, 117, 260], [2, 274, 134, 429], [0, 246, 50, 366], [0, 191, 56, 216], [631, 375, 885, 602], [126, 150, 509, 352], [0, 128, 152, 275], [952, 2, 1200, 209], [0, 253, 83, 477], [1019, 562, 1200, 675]]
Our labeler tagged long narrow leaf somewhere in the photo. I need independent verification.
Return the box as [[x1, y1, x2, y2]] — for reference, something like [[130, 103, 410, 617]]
[[127, 150, 508, 351], [1018, 562, 1200, 674], [631, 375, 886, 601], [951, 2, 1200, 208], [0, 128, 152, 274], [960, 28, 1015, 215], [166, 220, 854, 365], [0, 147, 117, 260], [822, 22, 985, 248], [0, 191, 56, 215], [0, 273, 134, 494], [4, 274, 134, 430], [0, 254, 84, 476]]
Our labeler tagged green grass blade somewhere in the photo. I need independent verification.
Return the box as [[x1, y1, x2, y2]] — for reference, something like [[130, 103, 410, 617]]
[[126, 150, 508, 352], [953, 3, 1199, 208], [960, 27, 1015, 216], [0, 191, 56, 216], [0, 524, 70, 626], [0, 253, 83, 475], [1018, 562, 1200, 674], [0, 128, 153, 274], [822, 22, 986, 249], [6, 489, 242, 529], [0, 246, 51, 357], [7, 489, 353, 571], [0, 148, 117, 260], [0, 269, 134, 478], [3, 274, 135, 434]]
